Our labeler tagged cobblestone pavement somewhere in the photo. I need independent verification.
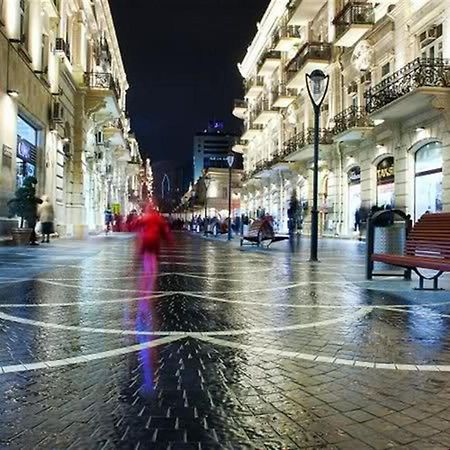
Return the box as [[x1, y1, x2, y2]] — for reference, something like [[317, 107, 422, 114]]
[[0, 233, 449, 450]]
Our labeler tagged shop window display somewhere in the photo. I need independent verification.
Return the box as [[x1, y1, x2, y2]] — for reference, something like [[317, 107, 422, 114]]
[[16, 116, 38, 188], [376, 157, 395, 208], [415, 142, 442, 220]]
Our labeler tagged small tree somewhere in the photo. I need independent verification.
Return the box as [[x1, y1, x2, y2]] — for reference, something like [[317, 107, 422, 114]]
[[7, 176, 40, 228]]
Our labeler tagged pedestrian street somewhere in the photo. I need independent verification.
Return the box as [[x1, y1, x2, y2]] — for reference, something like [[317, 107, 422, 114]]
[[0, 234, 449, 449]]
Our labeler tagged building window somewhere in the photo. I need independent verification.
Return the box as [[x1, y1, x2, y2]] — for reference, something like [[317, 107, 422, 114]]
[[381, 62, 391, 80], [415, 142, 442, 220], [16, 116, 39, 188], [419, 24, 443, 60], [376, 157, 394, 208]]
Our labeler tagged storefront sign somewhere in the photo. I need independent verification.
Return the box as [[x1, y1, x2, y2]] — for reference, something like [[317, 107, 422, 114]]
[[377, 157, 394, 184], [348, 166, 361, 184], [112, 203, 121, 214]]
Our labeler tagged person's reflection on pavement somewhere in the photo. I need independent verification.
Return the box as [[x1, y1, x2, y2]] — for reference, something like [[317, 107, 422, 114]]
[[134, 203, 172, 394]]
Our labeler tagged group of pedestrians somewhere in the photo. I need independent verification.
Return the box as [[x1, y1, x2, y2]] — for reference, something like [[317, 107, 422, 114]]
[[104, 209, 138, 234]]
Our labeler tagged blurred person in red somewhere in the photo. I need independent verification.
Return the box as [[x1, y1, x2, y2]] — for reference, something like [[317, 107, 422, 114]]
[[136, 202, 172, 293]]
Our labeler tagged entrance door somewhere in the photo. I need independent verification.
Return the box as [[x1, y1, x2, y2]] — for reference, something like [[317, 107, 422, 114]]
[[414, 142, 442, 220], [348, 183, 361, 234]]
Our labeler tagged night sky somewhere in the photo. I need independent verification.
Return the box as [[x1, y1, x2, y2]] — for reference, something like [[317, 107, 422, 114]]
[[109, 0, 270, 165]]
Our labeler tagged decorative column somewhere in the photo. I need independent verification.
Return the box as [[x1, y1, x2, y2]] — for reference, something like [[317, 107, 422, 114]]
[[70, 92, 88, 239]]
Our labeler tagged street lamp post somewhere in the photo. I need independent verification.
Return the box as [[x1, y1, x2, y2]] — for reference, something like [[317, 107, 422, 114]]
[[226, 152, 235, 241], [203, 175, 211, 236], [305, 69, 330, 262]]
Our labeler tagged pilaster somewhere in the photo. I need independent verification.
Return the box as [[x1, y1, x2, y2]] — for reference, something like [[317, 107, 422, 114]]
[[70, 92, 88, 239]]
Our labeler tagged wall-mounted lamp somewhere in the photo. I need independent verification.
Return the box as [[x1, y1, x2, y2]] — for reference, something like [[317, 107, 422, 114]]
[[376, 144, 385, 150], [416, 127, 425, 132]]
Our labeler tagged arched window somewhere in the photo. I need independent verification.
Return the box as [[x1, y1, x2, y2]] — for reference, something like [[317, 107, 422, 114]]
[[376, 157, 394, 207], [415, 142, 442, 220]]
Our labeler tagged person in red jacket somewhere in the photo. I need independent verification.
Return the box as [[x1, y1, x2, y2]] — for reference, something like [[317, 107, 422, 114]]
[[136, 203, 172, 293]]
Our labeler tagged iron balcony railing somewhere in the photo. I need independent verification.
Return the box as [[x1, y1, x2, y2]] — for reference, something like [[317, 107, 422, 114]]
[[246, 121, 264, 132], [233, 99, 247, 109], [254, 98, 272, 116], [272, 25, 301, 46], [333, 2, 375, 43], [257, 50, 282, 73], [105, 118, 124, 131], [283, 128, 333, 156], [365, 58, 450, 114], [272, 83, 296, 103], [286, 42, 332, 83], [250, 159, 272, 177], [128, 156, 141, 165], [333, 105, 373, 134], [84, 72, 121, 101], [235, 139, 249, 147], [244, 76, 264, 93]]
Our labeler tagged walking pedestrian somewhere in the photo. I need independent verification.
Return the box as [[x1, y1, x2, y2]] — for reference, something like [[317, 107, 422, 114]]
[[38, 195, 55, 243], [136, 203, 172, 291], [104, 207, 113, 234]]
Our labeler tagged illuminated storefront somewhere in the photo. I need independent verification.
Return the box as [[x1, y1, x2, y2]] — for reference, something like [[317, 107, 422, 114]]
[[16, 116, 39, 188], [415, 142, 442, 220], [376, 157, 395, 208]]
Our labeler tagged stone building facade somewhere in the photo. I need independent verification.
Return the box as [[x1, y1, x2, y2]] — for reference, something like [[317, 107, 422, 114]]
[[233, 0, 450, 236], [0, 0, 142, 238]]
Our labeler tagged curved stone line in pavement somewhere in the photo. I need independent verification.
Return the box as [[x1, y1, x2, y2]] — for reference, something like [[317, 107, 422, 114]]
[[0, 335, 182, 375], [0, 307, 371, 337], [196, 335, 450, 373], [36, 270, 343, 284], [0, 292, 172, 308], [36, 278, 364, 295]]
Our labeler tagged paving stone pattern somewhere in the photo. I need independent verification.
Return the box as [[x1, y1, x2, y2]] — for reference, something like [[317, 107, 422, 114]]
[[0, 234, 449, 449]]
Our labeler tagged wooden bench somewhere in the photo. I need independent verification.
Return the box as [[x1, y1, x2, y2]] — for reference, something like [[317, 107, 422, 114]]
[[240, 219, 289, 248], [372, 212, 450, 290]]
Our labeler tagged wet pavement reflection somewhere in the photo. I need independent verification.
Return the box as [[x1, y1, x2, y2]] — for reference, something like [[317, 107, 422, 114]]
[[0, 233, 449, 449]]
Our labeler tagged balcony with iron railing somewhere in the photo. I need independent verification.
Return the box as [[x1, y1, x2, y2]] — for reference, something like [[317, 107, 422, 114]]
[[84, 72, 122, 119], [242, 119, 264, 141], [272, 83, 297, 108], [273, 25, 302, 52], [84, 72, 121, 101], [245, 76, 265, 98], [232, 139, 249, 154], [365, 58, 450, 120], [257, 50, 282, 76], [283, 128, 333, 161], [253, 97, 279, 124], [247, 159, 272, 179], [333, 2, 375, 47], [332, 105, 374, 141], [232, 99, 247, 119], [286, 42, 332, 89]]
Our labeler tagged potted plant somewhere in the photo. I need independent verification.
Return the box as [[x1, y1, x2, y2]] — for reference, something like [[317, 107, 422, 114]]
[[7, 176, 41, 245]]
